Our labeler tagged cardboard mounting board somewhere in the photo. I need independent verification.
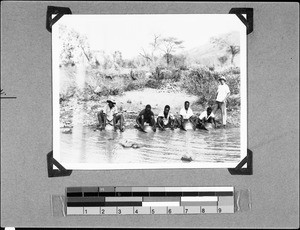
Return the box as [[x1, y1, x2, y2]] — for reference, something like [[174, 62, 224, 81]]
[[0, 1, 299, 228]]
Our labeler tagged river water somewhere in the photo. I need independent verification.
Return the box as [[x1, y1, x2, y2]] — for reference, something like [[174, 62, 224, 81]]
[[60, 124, 240, 165]]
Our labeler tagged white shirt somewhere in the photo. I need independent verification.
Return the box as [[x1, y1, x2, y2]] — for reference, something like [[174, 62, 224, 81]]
[[103, 104, 118, 122], [158, 111, 174, 125], [199, 111, 215, 120], [216, 84, 230, 102], [180, 107, 193, 119]]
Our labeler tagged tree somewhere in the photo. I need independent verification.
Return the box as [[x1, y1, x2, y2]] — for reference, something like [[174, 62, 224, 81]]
[[218, 55, 228, 66], [139, 34, 161, 65], [140, 35, 184, 67], [59, 24, 92, 66], [172, 54, 187, 68], [139, 48, 152, 63], [113, 51, 124, 67], [158, 37, 184, 66], [149, 34, 161, 63], [227, 45, 240, 64], [210, 37, 240, 65]]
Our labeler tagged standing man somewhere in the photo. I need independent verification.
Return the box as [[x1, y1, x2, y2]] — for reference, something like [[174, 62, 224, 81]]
[[212, 76, 230, 128], [136, 104, 156, 132], [157, 105, 175, 130], [97, 99, 125, 132], [178, 101, 197, 130]]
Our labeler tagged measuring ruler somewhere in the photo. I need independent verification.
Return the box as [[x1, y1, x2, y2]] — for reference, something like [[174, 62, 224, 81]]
[[66, 186, 234, 215]]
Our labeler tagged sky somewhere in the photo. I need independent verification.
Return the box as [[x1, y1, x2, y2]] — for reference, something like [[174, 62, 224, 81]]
[[55, 14, 245, 59]]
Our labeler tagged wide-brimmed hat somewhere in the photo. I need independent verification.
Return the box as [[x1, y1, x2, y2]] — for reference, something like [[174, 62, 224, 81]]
[[219, 76, 226, 81], [107, 99, 116, 104]]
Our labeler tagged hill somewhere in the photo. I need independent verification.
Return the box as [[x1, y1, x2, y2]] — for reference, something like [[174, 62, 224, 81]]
[[184, 31, 241, 68]]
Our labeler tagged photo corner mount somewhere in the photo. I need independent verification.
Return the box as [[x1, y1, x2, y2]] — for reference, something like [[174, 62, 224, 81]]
[[229, 8, 253, 35], [47, 151, 72, 177], [46, 6, 72, 32], [228, 149, 253, 175]]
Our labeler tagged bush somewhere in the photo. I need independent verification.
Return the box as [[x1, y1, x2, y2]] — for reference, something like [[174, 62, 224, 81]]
[[123, 72, 149, 91], [59, 85, 77, 103], [208, 66, 215, 71], [218, 55, 228, 65], [124, 81, 142, 91], [227, 94, 240, 108], [160, 69, 173, 79], [145, 79, 162, 88], [110, 87, 123, 95], [181, 66, 241, 109], [181, 67, 219, 105], [225, 74, 240, 95], [218, 66, 240, 75], [216, 67, 240, 95]]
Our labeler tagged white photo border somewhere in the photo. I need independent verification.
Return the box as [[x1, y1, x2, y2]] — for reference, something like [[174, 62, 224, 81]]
[[52, 14, 247, 170]]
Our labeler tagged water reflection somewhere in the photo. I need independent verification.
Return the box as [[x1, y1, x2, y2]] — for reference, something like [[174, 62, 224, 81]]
[[60, 126, 241, 165]]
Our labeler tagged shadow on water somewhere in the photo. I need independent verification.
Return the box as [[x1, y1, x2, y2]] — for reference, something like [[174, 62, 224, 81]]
[[60, 122, 241, 165]]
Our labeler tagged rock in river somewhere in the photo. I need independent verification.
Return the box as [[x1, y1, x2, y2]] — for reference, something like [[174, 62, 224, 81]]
[[181, 155, 193, 162], [120, 140, 141, 148], [62, 128, 72, 134]]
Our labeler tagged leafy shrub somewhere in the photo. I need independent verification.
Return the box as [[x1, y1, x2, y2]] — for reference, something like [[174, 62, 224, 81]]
[[227, 94, 240, 108], [208, 66, 215, 71], [160, 69, 173, 79], [124, 81, 142, 91], [181, 66, 241, 110], [218, 66, 240, 75], [215, 68, 240, 95], [225, 74, 240, 95], [110, 87, 123, 95], [59, 85, 77, 103], [181, 67, 219, 105], [218, 55, 228, 65], [170, 68, 182, 81], [145, 79, 162, 88]]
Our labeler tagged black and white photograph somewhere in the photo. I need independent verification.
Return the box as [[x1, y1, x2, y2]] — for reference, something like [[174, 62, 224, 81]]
[[52, 14, 247, 169]]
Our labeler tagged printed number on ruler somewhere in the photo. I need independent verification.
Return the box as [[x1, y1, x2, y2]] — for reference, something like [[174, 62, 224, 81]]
[[66, 186, 235, 215]]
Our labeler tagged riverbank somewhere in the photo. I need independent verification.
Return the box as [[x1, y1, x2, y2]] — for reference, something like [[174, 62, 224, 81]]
[[60, 88, 240, 130]]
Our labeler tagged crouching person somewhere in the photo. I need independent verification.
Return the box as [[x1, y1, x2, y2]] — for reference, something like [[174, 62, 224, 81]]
[[197, 106, 216, 129], [157, 105, 175, 130], [177, 101, 198, 131], [97, 99, 125, 132], [136, 104, 156, 132]]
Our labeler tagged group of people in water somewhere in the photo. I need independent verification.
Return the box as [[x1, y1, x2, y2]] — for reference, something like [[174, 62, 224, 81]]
[[97, 75, 230, 132]]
